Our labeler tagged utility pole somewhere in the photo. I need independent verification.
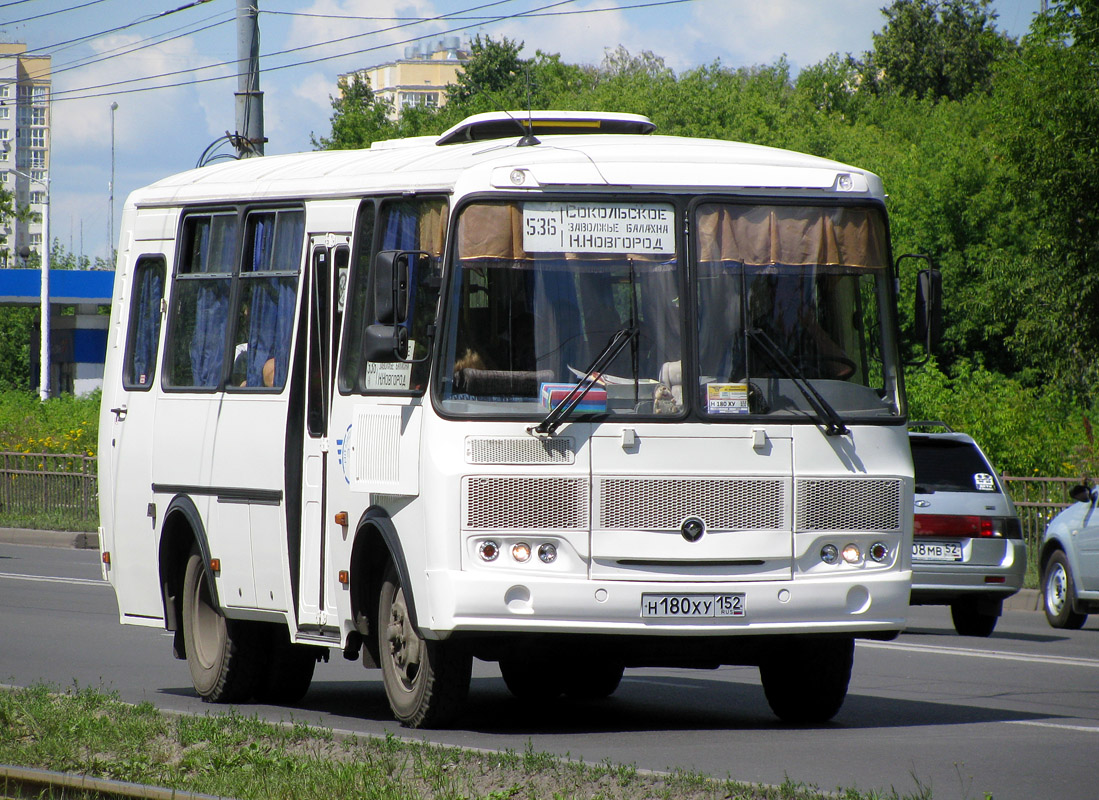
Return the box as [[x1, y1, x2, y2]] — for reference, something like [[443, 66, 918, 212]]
[[235, 0, 264, 158]]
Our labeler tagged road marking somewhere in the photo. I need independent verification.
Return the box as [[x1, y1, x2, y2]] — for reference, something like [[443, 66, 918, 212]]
[[0, 572, 107, 588], [858, 639, 1099, 669], [1006, 720, 1099, 734]]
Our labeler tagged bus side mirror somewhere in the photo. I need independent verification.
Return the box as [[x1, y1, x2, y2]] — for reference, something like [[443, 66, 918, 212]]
[[914, 268, 943, 351], [364, 324, 409, 362], [374, 250, 411, 324], [1069, 483, 1095, 504]]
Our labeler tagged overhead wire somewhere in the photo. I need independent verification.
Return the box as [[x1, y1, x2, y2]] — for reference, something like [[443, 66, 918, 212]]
[[3, 0, 111, 27], [46, 0, 697, 104]]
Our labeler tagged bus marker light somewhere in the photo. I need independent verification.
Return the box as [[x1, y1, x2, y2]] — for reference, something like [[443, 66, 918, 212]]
[[512, 542, 532, 562], [334, 511, 349, 527], [209, 558, 221, 574], [102, 552, 111, 566], [820, 544, 839, 564], [841, 544, 861, 564], [479, 541, 499, 562], [538, 543, 557, 564], [338, 570, 349, 585]]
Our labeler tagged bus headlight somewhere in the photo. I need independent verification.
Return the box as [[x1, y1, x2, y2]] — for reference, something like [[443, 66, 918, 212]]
[[538, 543, 558, 564], [820, 544, 839, 564], [869, 542, 889, 563], [842, 543, 862, 564], [511, 542, 532, 563], [478, 540, 500, 562]]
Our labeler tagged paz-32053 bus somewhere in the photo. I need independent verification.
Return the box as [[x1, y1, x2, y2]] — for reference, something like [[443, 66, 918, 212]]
[[98, 111, 936, 728]]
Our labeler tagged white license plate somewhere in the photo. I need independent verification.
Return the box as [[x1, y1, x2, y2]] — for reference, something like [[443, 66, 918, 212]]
[[912, 542, 963, 561], [641, 593, 745, 618]]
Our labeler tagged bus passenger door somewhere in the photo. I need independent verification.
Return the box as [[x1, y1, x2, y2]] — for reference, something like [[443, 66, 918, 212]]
[[296, 236, 349, 633], [106, 252, 169, 623]]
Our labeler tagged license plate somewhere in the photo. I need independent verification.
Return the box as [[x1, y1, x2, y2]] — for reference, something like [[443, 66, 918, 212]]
[[641, 593, 746, 618], [912, 542, 963, 561]]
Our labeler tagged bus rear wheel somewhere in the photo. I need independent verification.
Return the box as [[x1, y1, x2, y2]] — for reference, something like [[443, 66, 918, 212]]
[[759, 636, 853, 724], [378, 562, 471, 728], [182, 547, 262, 703]]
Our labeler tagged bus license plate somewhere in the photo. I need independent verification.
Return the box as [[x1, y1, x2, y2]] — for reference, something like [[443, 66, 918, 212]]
[[912, 542, 963, 561], [641, 593, 745, 618]]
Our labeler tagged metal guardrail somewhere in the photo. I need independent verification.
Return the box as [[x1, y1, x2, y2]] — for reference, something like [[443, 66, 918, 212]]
[[1001, 475, 1081, 553], [0, 763, 235, 800], [0, 451, 98, 530]]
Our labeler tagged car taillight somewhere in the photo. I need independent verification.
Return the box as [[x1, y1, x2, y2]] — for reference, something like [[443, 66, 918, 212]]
[[913, 514, 1012, 538]]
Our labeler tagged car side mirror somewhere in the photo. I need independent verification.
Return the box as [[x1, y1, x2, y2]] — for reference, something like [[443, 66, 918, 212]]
[[364, 323, 409, 363], [1069, 484, 1095, 504]]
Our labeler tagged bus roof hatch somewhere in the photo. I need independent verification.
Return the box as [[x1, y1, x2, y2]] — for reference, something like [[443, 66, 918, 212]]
[[435, 110, 656, 146]]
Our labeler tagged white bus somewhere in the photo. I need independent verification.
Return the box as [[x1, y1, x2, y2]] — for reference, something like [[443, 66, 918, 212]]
[[98, 111, 935, 728]]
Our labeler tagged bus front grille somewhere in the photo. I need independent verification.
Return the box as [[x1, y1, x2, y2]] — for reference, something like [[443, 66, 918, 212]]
[[597, 477, 787, 531], [794, 478, 903, 532], [464, 476, 589, 529]]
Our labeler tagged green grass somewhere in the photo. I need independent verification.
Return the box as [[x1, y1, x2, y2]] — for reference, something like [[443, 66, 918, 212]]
[[0, 684, 939, 800]]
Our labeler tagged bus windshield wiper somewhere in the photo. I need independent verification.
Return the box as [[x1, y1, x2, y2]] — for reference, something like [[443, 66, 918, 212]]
[[747, 327, 849, 436], [529, 326, 638, 437]]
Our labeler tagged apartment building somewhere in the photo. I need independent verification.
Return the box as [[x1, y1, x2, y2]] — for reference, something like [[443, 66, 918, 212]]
[[0, 43, 51, 269], [340, 37, 470, 119]]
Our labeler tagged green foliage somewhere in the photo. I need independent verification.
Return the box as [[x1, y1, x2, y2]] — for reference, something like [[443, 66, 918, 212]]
[[863, 0, 1016, 100], [907, 359, 1087, 476], [0, 389, 100, 455], [310, 72, 401, 150]]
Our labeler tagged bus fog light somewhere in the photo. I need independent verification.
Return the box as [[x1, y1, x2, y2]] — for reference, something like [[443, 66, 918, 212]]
[[538, 543, 557, 564], [842, 544, 861, 564], [869, 542, 889, 563], [820, 544, 839, 564], [511, 542, 531, 562], [478, 541, 499, 562]]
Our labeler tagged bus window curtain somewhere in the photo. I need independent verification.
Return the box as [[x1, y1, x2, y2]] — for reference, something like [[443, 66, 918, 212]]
[[129, 265, 163, 386], [188, 223, 229, 388], [246, 214, 302, 388]]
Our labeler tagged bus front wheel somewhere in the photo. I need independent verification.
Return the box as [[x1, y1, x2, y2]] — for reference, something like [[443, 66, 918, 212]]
[[182, 547, 262, 703], [759, 636, 853, 724], [378, 562, 471, 728]]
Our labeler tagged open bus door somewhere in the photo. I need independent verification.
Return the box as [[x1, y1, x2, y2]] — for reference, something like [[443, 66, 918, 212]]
[[295, 236, 349, 636]]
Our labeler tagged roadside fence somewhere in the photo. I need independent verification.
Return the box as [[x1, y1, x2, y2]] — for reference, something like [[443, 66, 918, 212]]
[[1001, 475, 1081, 552], [0, 451, 1086, 545], [0, 451, 99, 531]]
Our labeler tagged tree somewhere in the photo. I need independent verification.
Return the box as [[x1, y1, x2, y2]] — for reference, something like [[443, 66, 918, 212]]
[[864, 0, 1015, 100], [311, 73, 399, 150], [444, 35, 526, 108]]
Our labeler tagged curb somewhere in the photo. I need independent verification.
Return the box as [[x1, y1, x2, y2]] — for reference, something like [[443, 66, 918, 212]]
[[0, 527, 100, 550], [1005, 588, 1040, 612]]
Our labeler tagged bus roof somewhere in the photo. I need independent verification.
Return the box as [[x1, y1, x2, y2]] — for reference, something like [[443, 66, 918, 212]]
[[125, 112, 884, 209]]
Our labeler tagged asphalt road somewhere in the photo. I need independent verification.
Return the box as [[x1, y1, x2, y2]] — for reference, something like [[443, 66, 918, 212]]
[[2, 541, 1098, 799]]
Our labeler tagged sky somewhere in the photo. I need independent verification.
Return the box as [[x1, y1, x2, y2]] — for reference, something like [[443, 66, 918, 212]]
[[1, 0, 1046, 264]]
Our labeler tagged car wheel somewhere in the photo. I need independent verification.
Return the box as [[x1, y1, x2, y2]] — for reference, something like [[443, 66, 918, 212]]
[[378, 561, 472, 728], [759, 636, 853, 724], [1043, 550, 1087, 630], [950, 600, 998, 637]]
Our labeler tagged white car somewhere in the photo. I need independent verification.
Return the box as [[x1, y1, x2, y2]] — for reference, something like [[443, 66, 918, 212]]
[[1039, 483, 1099, 628], [908, 426, 1027, 636]]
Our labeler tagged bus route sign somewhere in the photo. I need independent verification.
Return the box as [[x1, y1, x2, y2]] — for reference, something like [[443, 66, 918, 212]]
[[523, 202, 676, 254]]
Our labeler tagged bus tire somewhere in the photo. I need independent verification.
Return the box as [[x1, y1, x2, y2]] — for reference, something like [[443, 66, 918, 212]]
[[182, 548, 262, 703], [759, 636, 853, 724], [254, 627, 318, 705], [499, 657, 563, 701], [561, 662, 624, 700], [378, 562, 471, 728]]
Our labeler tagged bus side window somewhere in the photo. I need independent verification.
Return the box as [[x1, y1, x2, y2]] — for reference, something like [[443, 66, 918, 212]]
[[122, 256, 166, 390], [164, 213, 238, 389], [338, 201, 377, 394], [228, 209, 305, 391], [339, 196, 447, 395]]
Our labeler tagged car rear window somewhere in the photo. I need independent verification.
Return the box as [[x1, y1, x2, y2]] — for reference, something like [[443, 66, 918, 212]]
[[910, 437, 1000, 494]]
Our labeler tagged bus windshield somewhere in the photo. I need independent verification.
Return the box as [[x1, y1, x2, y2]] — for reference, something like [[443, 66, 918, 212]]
[[435, 199, 902, 423]]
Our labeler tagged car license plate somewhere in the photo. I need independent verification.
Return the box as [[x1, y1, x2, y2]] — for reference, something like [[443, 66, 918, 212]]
[[641, 593, 746, 618], [912, 542, 963, 561]]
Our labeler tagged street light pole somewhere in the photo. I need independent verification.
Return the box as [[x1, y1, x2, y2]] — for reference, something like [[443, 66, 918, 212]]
[[38, 170, 50, 401]]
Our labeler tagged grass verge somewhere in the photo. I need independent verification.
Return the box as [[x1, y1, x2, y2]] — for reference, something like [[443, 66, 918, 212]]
[[0, 684, 935, 800]]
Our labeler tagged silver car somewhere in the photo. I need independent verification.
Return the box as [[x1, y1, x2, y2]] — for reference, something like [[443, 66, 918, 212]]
[[908, 426, 1026, 636], [1039, 483, 1099, 628]]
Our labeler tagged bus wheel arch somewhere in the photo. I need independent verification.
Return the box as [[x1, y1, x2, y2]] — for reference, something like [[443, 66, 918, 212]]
[[348, 507, 415, 668], [158, 495, 213, 658]]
